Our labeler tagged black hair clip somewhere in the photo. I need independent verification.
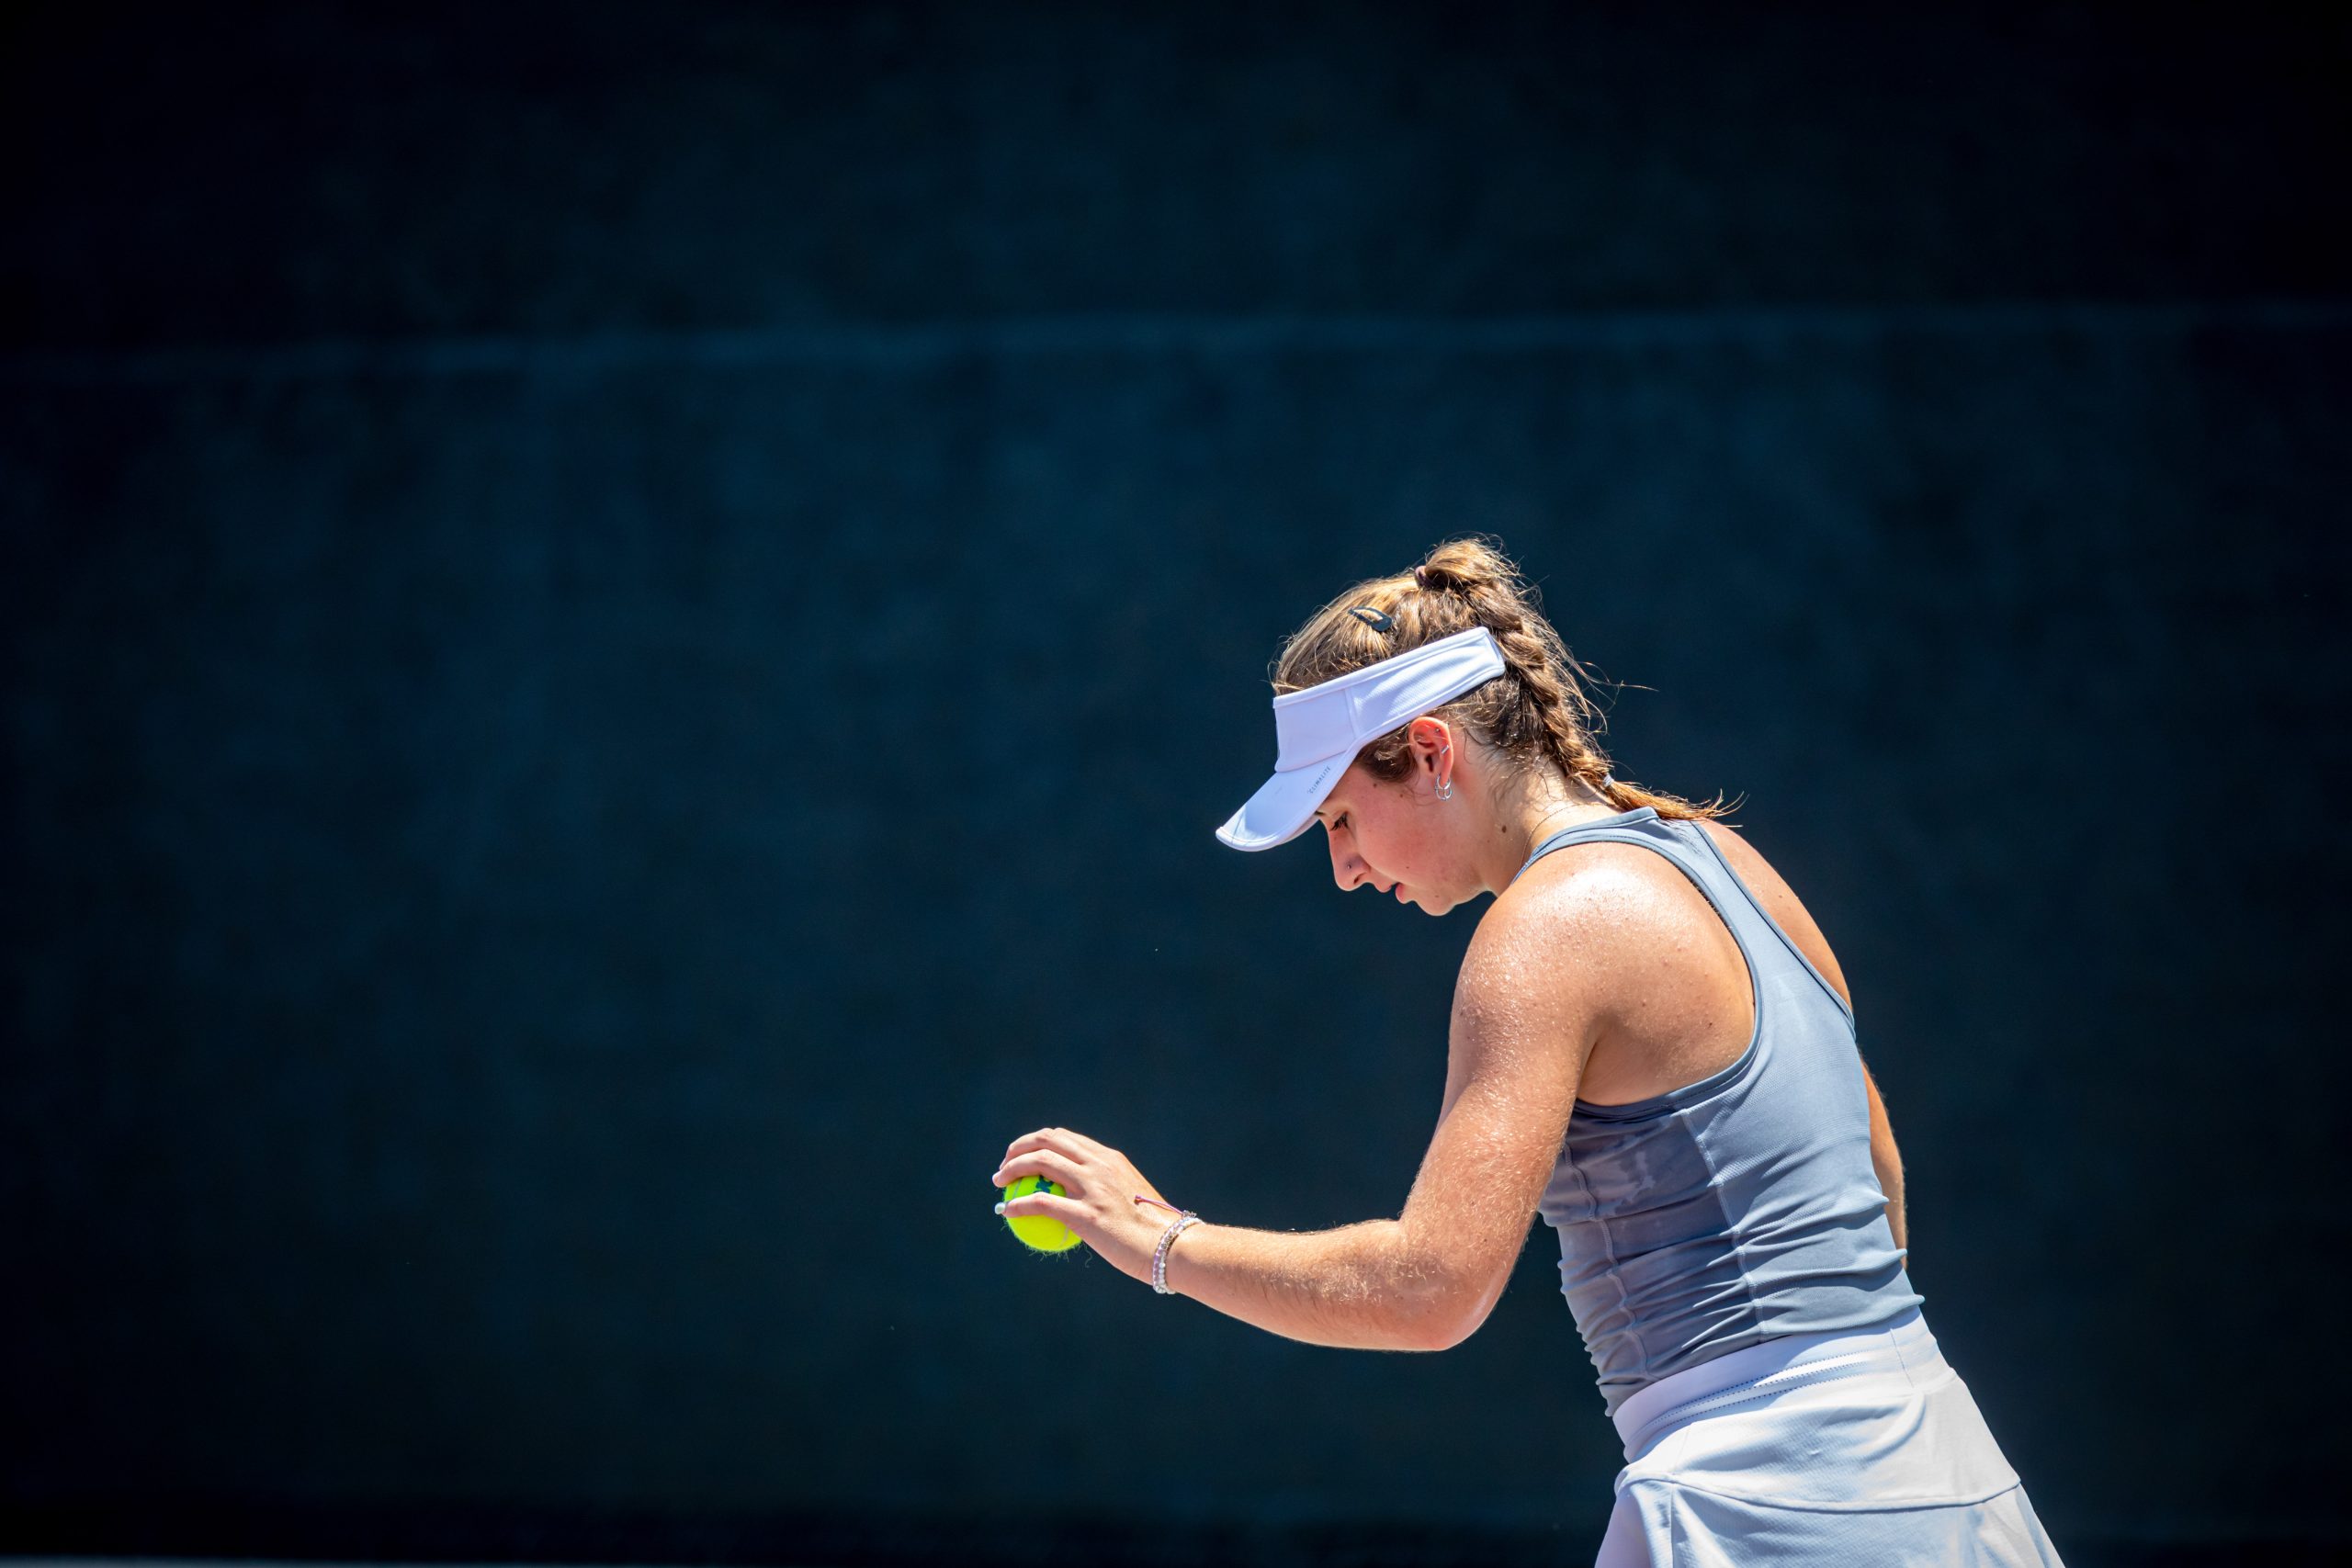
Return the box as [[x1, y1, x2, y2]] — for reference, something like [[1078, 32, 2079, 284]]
[[1346, 605, 1396, 632]]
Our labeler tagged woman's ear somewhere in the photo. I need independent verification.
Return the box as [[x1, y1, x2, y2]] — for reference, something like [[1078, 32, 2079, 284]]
[[1406, 716, 1453, 775]]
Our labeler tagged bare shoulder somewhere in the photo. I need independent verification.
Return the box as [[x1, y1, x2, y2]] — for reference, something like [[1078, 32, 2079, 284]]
[[1453, 856, 1625, 1043], [1442, 851, 1670, 1095], [1692, 818, 1854, 1011], [1466, 840, 1722, 1035], [1463, 817, 1852, 1110]]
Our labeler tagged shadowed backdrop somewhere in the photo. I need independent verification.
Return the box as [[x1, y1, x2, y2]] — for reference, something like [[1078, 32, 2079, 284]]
[[5, 4, 2347, 1563]]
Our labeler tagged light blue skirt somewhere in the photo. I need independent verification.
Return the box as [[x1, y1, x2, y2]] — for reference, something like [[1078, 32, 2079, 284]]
[[1593, 1308, 2065, 1566]]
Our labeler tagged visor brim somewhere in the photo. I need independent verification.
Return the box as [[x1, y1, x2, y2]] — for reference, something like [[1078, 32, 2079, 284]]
[[1214, 753, 1351, 851]]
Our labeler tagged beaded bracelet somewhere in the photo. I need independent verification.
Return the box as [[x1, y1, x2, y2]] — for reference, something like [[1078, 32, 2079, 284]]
[[1134, 1193, 1202, 1295]]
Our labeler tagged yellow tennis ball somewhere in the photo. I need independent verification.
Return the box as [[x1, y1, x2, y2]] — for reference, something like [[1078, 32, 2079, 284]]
[[1001, 1174, 1082, 1253]]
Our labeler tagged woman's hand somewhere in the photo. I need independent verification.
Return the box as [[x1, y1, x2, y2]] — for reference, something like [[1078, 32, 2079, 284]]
[[993, 1126, 1183, 1286]]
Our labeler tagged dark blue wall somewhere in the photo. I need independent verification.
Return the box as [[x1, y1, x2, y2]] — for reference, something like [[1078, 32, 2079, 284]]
[[6, 5, 2347, 1562]]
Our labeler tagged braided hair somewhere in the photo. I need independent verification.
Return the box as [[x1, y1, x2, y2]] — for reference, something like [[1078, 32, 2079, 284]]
[[1270, 536, 1735, 821]]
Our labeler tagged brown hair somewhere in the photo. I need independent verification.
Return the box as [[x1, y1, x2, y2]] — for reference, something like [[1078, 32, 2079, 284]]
[[1271, 536, 1736, 821]]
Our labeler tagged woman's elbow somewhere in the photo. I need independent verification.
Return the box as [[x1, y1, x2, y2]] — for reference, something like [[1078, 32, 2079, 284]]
[[1413, 1280, 1505, 1352]]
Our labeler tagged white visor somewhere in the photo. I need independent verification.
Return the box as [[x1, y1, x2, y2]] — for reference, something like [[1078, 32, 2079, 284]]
[[1215, 626, 1508, 851]]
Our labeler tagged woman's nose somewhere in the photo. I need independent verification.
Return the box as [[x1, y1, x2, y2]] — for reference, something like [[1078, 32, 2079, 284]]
[[1328, 835, 1359, 891]]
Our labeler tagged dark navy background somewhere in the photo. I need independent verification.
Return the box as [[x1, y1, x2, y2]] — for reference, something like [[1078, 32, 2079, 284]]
[[6, 5, 2346, 1563]]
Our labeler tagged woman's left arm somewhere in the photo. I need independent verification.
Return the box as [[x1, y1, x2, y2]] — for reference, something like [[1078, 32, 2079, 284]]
[[992, 886, 1609, 1352], [1861, 1059, 1907, 1254]]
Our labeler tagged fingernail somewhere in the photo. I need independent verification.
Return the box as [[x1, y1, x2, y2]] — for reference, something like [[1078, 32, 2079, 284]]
[[992, 1201, 1007, 1215]]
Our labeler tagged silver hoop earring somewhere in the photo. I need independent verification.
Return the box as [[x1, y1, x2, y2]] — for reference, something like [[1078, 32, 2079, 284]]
[[1435, 743, 1454, 801]]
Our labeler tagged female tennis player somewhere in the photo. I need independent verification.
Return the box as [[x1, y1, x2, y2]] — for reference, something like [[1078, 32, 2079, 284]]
[[992, 537, 2064, 1564]]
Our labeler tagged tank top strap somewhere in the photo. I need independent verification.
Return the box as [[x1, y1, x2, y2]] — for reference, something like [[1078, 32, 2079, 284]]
[[1516, 806, 1663, 878]]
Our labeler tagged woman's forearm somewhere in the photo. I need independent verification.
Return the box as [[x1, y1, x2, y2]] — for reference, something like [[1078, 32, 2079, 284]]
[[1157, 1216, 1453, 1352]]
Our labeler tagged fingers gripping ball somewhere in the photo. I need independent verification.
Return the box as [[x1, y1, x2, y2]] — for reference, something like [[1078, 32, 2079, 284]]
[[1001, 1174, 1082, 1253]]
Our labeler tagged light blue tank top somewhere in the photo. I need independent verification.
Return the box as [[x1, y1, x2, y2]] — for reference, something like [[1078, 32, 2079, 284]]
[[1520, 807, 1922, 1416]]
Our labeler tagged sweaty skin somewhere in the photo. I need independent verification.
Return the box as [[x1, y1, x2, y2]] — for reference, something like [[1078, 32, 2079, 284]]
[[993, 716, 1905, 1348]]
